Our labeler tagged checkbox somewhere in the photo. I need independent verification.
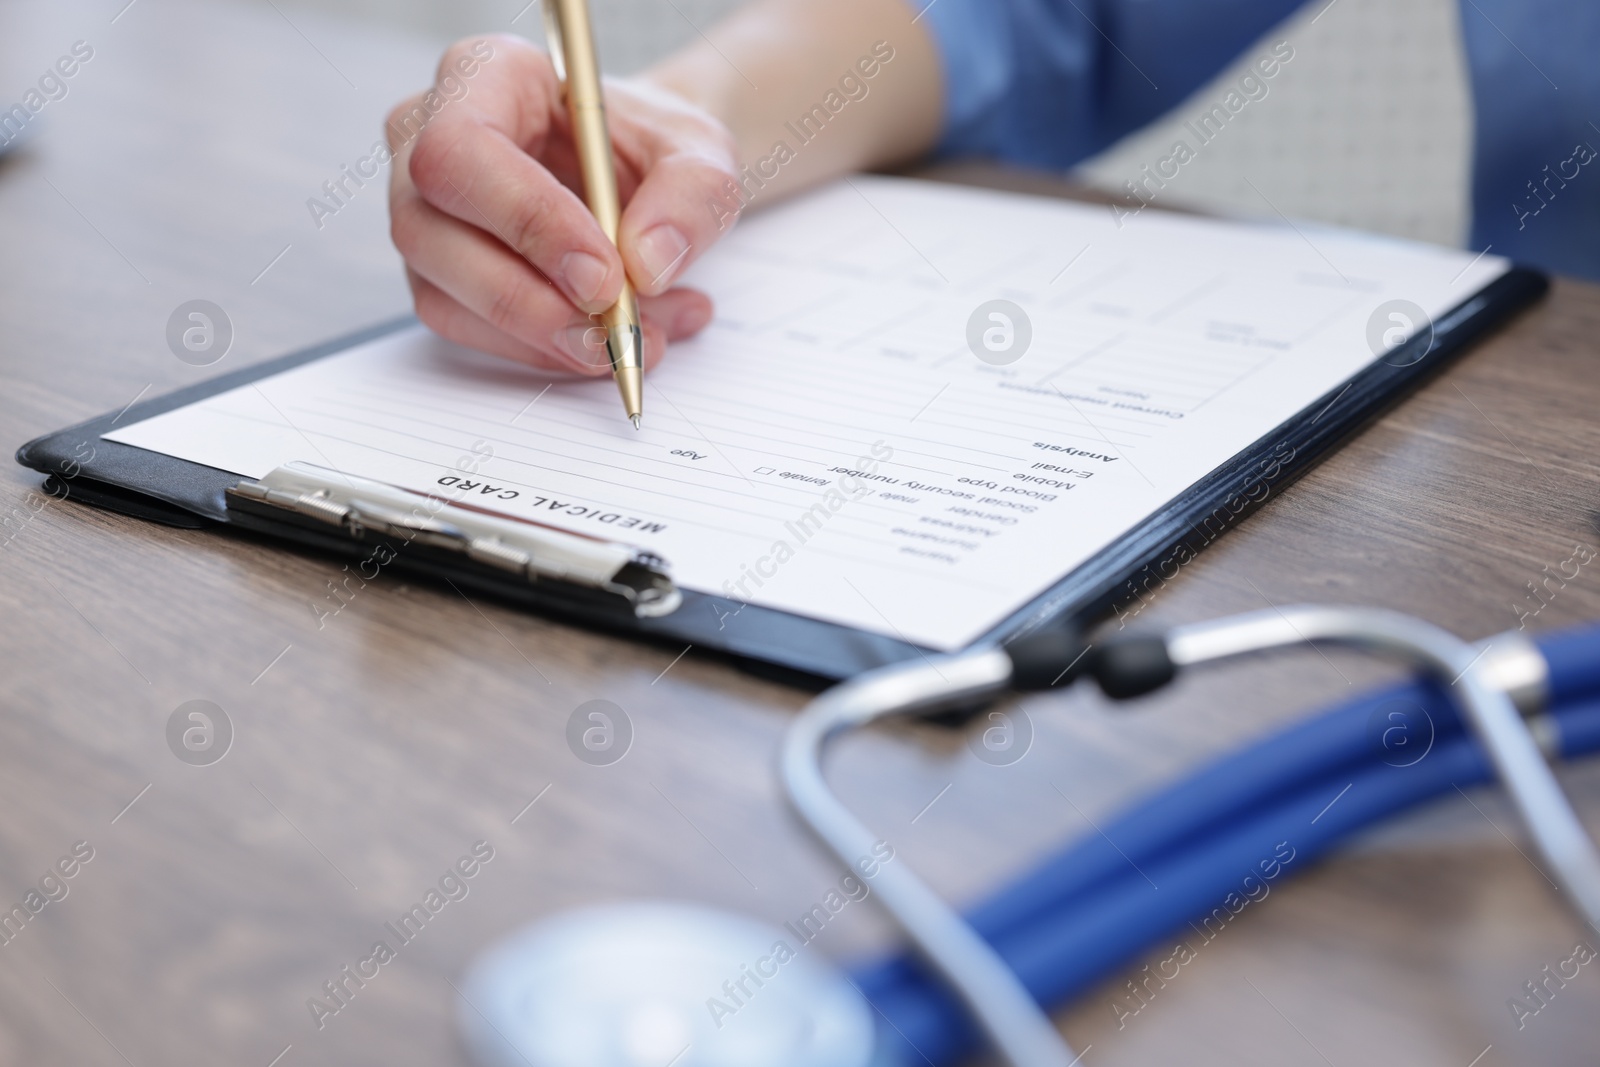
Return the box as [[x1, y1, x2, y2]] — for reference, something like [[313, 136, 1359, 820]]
[[755, 466, 776, 475]]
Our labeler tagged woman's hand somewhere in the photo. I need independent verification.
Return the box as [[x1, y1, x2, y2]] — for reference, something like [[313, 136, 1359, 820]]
[[386, 34, 741, 374]]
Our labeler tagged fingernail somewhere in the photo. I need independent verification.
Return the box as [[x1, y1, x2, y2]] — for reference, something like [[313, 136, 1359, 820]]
[[560, 251, 611, 310], [636, 225, 690, 292]]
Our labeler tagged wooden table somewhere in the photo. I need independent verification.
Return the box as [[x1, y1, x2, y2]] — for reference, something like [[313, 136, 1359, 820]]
[[3, 2, 1599, 1064]]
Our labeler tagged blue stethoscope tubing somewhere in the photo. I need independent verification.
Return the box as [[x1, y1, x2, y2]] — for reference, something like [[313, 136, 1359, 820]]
[[846, 621, 1600, 1066], [976, 622, 1600, 938]]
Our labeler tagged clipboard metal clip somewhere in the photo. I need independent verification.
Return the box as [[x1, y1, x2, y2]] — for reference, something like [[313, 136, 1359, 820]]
[[226, 461, 681, 618]]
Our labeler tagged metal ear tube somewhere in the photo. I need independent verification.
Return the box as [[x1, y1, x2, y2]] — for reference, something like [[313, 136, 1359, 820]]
[[778, 605, 1600, 1067], [780, 648, 1081, 1067]]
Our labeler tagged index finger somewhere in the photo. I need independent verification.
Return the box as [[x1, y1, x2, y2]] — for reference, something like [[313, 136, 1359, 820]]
[[399, 36, 627, 316]]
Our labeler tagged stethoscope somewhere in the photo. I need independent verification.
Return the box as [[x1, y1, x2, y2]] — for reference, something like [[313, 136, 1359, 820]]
[[456, 606, 1600, 1067]]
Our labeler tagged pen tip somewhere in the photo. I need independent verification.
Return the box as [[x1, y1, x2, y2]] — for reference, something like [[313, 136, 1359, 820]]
[[630, 414, 642, 431]]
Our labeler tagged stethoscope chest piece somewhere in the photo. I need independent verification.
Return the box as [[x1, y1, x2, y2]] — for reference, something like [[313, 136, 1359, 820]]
[[457, 901, 877, 1067]]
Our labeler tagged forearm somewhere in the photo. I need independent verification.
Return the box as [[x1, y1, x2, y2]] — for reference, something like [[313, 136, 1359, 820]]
[[643, 0, 943, 202]]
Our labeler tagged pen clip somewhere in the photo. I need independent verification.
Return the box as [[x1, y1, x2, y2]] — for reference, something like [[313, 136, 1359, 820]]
[[541, 0, 568, 88]]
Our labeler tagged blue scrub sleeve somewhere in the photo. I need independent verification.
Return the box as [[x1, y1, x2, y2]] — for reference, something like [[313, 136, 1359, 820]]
[[916, 0, 1308, 170], [1461, 0, 1600, 280]]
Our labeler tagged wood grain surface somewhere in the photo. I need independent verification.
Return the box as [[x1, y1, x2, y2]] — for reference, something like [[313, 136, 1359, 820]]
[[2, 3, 1599, 1065]]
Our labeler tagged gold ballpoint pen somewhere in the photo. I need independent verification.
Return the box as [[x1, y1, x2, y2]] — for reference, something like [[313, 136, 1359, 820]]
[[543, 0, 645, 428]]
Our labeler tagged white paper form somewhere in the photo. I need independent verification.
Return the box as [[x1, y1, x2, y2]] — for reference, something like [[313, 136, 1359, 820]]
[[106, 176, 1509, 649]]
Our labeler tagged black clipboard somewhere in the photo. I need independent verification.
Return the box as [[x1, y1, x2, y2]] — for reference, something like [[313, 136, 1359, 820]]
[[15, 266, 1548, 685]]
